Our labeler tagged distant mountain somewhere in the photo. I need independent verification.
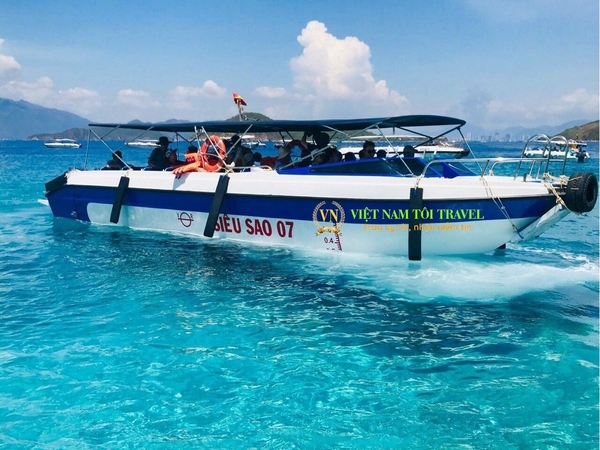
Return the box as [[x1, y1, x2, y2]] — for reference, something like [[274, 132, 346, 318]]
[[462, 119, 596, 142], [2, 96, 596, 143], [29, 113, 273, 141], [27, 127, 94, 141], [559, 120, 599, 140], [0, 97, 89, 139], [499, 120, 595, 140], [226, 112, 272, 121], [27, 118, 194, 141]]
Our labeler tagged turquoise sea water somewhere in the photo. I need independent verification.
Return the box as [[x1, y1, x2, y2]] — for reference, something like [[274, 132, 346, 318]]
[[0, 140, 598, 449]]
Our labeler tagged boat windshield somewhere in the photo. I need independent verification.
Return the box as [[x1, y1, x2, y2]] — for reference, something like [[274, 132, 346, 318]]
[[306, 159, 403, 175], [386, 158, 476, 178], [281, 157, 477, 178]]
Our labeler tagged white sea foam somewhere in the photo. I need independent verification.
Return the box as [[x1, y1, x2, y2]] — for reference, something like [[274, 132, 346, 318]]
[[292, 247, 599, 302]]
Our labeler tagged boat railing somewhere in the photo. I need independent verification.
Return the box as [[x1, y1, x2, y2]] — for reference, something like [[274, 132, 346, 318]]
[[419, 155, 570, 183], [519, 134, 570, 174]]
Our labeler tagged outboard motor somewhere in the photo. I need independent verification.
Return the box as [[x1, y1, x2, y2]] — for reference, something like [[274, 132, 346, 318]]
[[563, 173, 598, 213], [577, 151, 587, 163]]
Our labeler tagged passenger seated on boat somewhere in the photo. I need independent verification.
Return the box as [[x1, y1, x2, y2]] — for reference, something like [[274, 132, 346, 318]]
[[227, 135, 253, 167], [344, 152, 357, 162], [310, 152, 325, 166], [239, 147, 254, 167], [184, 145, 198, 160], [376, 149, 387, 158], [359, 141, 376, 159], [260, 156, 278, 168], [403, 145, 416, 158], [225, 135, 240, 164], [327, 148, 343, 163], [274, 145, 294, 170], [299, 131, 330, 167], [249, 153, 265, 171], [166, 149, 186, 169], [147, 136, 171, 170], [103, 150, 126, 170]]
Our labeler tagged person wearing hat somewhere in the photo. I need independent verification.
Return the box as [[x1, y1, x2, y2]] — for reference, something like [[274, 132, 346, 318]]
[[147, 136, 172, 170], [403, 145, 416, 158], [274, 145, 293, 170], [227, 134, 253, 167], [299, 130, 330, 167]]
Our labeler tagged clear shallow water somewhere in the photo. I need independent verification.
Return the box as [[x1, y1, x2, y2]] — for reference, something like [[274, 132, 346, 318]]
[[0, 141, 598, 449]]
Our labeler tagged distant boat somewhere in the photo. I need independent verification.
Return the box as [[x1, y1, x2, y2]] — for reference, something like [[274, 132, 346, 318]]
[[44, 138, 82, 148], [523, 135, 589, 161], [338, 137, 468, 159], [241, 134, 266, 149], [125, 139, 158, 148]]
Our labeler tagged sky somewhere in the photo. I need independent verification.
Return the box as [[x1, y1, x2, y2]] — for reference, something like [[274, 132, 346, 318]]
[[0, 0, 598, 131]]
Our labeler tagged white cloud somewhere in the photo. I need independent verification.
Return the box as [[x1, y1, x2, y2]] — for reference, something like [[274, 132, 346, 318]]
[[255, 86, 287, 98], [0, 54, 21, 79], [166, 80, 227, 110], [547, 89, 599, 116], [55, 87, 102, 116], [291, 21, 371, 97], [460, 87, 599, 129], [0, 39, 21, 79], [263, 20, 409, 118], [117, 89, 160, 109], [0, 40, 101, 117], [0, 76, 55, 104], [0, 76, 102, 118]]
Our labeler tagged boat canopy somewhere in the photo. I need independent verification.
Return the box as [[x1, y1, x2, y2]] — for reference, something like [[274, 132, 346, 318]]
[[89, 115, 466, 134]]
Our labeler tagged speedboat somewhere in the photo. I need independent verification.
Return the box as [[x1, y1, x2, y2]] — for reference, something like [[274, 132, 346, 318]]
[[523, 135, 589, 162], [338, 135, 468, 159], [44, 138, 82, 149], [125, 139, 158, 148], [44, 115, 598, 260], [241, 134, 266, 149]]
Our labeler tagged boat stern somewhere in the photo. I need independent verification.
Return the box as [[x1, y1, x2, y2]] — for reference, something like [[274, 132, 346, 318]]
[[519, 172, 598, 240]]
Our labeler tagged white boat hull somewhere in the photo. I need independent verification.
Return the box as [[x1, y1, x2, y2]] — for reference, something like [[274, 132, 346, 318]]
[[44, 143, 82, 148], [46, 169, 565, 257], [523, 149, 588, 160]]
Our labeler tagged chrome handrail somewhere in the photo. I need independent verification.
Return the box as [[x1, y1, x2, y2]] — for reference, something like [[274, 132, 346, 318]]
[[418, 155, 568, 181]]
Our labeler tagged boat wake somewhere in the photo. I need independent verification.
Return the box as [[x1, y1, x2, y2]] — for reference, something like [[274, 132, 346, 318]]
[[288, 247, 599, 303]]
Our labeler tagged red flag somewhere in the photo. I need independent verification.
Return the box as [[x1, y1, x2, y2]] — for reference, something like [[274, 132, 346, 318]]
[[232, 92, 247, 106]]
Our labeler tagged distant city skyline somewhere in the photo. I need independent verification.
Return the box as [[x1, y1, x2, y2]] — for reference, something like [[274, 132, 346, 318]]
[[0, 0, 597, 129]]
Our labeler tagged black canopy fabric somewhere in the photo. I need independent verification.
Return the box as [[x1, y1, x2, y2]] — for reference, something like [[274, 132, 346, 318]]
[[89, 115, 465, 135]]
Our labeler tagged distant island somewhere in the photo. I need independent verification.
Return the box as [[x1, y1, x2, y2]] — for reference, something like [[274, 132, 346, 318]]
[[30, 118, 600, 144], [0, 97, 88, 139], [1, 96, 597, 142], [559, 120, 599, 141], [27, 113, 279, 142]]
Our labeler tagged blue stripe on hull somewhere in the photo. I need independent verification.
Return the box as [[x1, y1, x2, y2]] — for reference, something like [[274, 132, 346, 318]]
[[46, 185, 557, 226]]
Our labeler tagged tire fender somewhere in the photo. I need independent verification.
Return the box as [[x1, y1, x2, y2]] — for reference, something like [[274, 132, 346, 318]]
[[564, 172, 598, 213]]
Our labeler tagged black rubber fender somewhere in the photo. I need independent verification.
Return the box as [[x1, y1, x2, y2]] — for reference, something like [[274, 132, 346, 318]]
[[564, 172, 598, 213], [204, 174, 230, 237], [110, 176, 130, 223], [44, 172, 68, 194]]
